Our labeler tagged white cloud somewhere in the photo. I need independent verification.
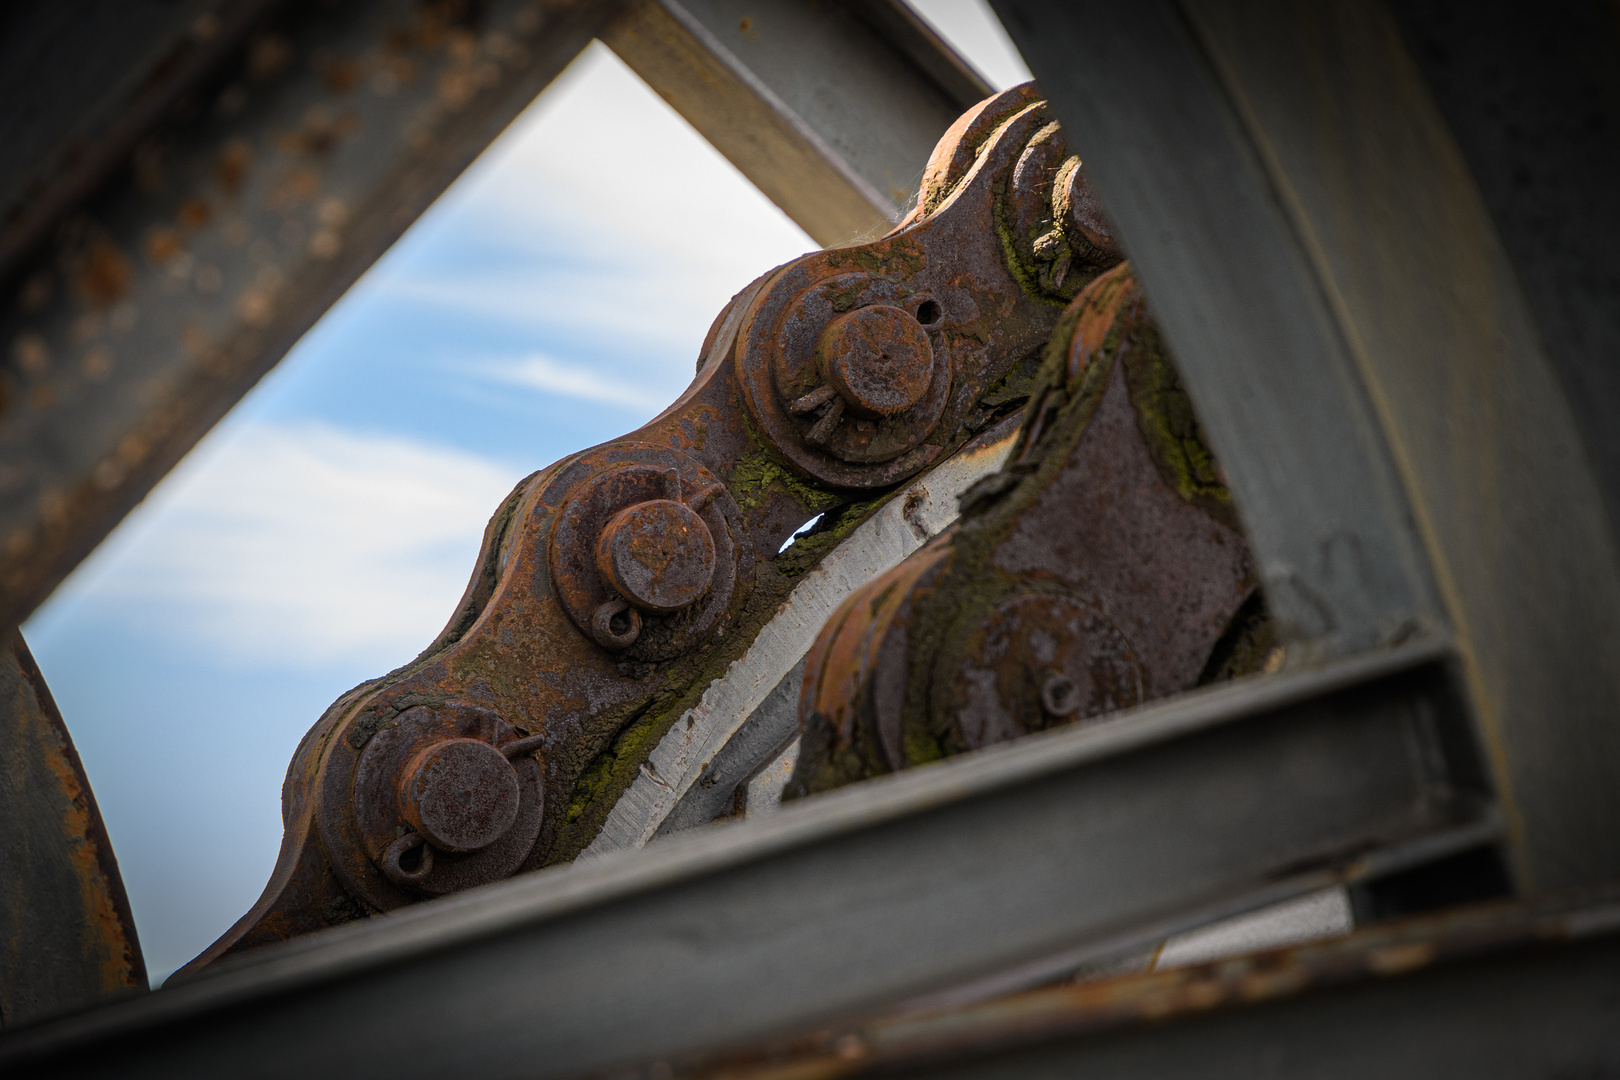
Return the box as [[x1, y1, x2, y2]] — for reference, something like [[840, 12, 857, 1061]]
[[375, 262, 726, 351], [49, 421, 521, 669], [360, 44, 809, 341], [471, 352, 675, 413], [448, 43, 813, 273]]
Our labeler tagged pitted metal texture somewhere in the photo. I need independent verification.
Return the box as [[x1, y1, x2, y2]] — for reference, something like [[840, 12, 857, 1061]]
[[789, 263, 1270, 796]]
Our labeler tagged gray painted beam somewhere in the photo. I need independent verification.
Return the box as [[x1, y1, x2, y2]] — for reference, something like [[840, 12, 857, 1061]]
[[662, 890, 1620, 1079], [1390, 0, 1620, 544], [654, 655, 804, 835], [1180, 0, 1620, 897], [917, 927, 1620, 1080], [988, 0, 1443, 664], [992, 0, 1620, 892], [602, 0, 991, 247], [0, 639, 1492, 1078]]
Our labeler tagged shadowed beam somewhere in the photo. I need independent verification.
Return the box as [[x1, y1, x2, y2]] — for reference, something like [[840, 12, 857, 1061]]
[[602, 0, 992, 248]]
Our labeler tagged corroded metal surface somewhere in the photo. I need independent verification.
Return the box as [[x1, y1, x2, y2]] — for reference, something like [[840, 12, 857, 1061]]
[[0, 633, 145, 1027], [597, 416, 1028, 853], [182, 85, 1120, 969], [790, 263, 1264, 794]]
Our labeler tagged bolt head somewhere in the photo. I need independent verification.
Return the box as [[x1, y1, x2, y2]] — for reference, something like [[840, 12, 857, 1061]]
[[595, 499, 716, 613], [817, 305, 934, 419], [398, 738, 521, 854]]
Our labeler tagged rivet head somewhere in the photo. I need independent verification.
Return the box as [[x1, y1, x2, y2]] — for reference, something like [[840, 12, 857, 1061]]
[[595, 499, 716, 613], [817, 305, 934, 419], [398, 738, 521, 854], [1040, 673, 1083, 718]]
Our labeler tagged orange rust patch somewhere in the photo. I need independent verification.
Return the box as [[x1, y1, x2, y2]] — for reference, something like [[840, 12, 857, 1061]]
[[74, 240, 132, 305], [177, 197, 211, 230], [217, 140, 252, 194], [1368, 941, 1437, 975], [145, 226, 182, 262]]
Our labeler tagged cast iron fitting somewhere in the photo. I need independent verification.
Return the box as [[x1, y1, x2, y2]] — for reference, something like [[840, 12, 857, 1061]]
[[816, 305, 936, 420], [594, 498, 717, 613], [398, 738, 522, 854]]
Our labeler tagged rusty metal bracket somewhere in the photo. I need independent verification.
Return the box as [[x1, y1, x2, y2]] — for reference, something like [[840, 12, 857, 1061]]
[[0, 633, 146, 1027], [179, 84, 1123, 970], [791, 262, 1264, 793]]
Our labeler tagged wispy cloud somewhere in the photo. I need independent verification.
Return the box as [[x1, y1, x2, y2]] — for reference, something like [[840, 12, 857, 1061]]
[[47, 421, 522, 669], [470, 352, 677, 413], [373, 267, 722, 349]]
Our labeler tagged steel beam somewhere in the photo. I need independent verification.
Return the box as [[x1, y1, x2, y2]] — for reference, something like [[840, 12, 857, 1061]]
[[659, 889, 1620, 1079], [0, 640, 1494, 1077], [602, 0, 991, 248], [907, 919, 1620, 1080], [990, 0, 1620, 892], [0, 0, 283, 287], [1388, 0, 1620, 543]]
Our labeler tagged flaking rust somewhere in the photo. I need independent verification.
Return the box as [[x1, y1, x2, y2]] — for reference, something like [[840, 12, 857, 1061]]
[[181, 84, 1121, 969], [789, 263, 1273, 796]]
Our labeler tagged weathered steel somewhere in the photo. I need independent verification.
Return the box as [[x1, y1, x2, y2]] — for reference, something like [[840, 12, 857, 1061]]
[[1389, 0, 1620, 542], [991, 0, 1620, 891], [180, 86, 1112, 969], [626, 416, 1025, 849], [791, 263, 1263, 793], [602, 0, 992, 247], [0, 633, 145, 1028], [0, 639, 1488, 1077], [0, 0, 626, 644], [660, 888, 1620, 1079]]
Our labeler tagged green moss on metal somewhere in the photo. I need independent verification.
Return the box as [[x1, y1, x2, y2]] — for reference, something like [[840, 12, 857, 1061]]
[[728, 449, 843, 517], [1196, 591, 1277, 684], [773, 495, 882, 578], [1119, 321, 1239, 531], [992, 184, 1067, 310], [824, 279, 869, 314], [563, 703, 667, 825], [827, 238, 926, 280]]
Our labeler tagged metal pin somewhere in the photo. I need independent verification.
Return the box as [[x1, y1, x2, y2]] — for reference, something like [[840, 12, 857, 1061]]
[[805, 396, 845, 446], [789, 384, 838, 414]]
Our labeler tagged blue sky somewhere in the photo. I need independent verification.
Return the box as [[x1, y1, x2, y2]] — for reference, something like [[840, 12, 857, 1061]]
[[23, 3, 1031, 983]]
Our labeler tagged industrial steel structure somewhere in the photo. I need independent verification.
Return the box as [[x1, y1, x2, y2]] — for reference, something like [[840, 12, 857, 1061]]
[[2, 0, 1617, 1076]]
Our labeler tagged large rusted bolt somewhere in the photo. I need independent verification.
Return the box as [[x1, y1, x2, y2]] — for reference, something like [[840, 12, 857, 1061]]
[[595, 499, 716, 612], [815, 305, 934, 419], [398, 738, 521, 854]]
